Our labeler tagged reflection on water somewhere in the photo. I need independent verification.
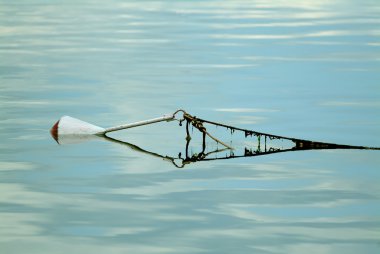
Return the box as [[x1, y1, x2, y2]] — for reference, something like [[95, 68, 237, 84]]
[[1, 0, 380, 253], [52, 110, 379, 168]]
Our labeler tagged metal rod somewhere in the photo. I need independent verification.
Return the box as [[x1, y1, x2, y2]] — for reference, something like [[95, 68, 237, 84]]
[[100, 114, 175, 134]]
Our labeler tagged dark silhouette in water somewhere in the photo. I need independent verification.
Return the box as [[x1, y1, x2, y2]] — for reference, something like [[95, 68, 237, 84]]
[[51, 110, 379, 168], [103, 131, 378, 168]]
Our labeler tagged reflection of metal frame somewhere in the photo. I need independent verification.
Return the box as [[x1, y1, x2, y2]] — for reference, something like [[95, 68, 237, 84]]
[[103, 131, 377, 168], [103, 134, 229, 168]]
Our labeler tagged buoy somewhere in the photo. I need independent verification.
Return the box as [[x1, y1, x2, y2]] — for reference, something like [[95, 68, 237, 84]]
[[50, 116, 105, 144]]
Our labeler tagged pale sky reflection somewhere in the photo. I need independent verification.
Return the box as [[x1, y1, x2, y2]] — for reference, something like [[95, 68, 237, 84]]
[[1, 0, 379, 253]]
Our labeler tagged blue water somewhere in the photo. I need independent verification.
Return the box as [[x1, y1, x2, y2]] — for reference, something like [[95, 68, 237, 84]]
[[1, 1, 380, 253]]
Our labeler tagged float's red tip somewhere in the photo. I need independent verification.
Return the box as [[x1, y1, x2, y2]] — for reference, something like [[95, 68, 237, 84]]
[[50, 120, 59, 144]]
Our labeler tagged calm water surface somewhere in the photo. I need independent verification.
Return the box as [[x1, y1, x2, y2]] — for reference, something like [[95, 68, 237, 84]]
[[1, 0, 380, 253]]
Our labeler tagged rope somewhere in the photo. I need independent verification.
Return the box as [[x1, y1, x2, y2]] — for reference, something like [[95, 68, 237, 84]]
[[182, 112, 234, 150], [175, 110, 297, 142]]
